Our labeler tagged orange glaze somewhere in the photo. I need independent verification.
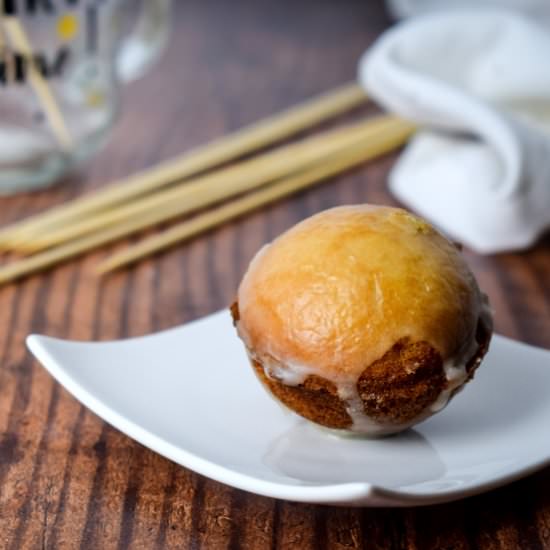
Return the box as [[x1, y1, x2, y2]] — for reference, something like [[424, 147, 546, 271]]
[[237, 205, 485, 382]]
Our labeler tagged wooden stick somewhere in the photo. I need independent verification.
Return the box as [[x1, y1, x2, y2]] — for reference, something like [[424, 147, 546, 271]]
[[1, 17, 72, 149], [21, 116, 403, 252], [0, 82, 367, 244], [97, 131, 415, 273], [0, 121, 415, 286]]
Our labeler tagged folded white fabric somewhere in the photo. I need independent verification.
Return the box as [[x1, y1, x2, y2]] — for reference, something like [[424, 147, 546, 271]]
[[358, 9, 550, 253], [386, 0, 550, 23]]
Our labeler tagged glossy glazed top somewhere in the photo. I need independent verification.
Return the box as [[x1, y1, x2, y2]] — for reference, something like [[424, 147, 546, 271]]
[[237, 205, 486, 380]]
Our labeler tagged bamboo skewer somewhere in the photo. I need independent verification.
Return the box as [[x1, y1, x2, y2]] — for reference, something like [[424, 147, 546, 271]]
[[1, 17, 72, 149], [0, 120, 415, 286], [21, 116, 404, 252], [0, 83, 367, 245], [97, 126, 415, 274]]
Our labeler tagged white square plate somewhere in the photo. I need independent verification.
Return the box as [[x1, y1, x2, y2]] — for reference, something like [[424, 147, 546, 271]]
[[27, 311, 550, 507]]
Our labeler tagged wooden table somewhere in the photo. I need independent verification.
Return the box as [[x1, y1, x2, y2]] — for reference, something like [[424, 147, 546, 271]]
[[0, 1, 549, 548]]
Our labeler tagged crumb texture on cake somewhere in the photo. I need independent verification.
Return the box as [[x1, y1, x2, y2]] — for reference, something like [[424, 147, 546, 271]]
[[233, 300, 492, 432]]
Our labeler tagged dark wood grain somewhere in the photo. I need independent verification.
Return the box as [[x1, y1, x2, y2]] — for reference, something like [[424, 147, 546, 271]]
[[0, 1, 549, 548]]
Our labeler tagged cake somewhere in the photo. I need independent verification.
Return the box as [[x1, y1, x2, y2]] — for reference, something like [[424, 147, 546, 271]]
[[231, 205, 492, 436]]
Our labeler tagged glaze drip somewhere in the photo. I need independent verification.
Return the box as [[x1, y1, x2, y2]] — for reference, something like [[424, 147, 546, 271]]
[[237, 293, 492, 436]]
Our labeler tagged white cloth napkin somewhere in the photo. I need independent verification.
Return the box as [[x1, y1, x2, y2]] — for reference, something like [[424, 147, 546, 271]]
[[386, 0, 550, 23], [358, 9, 550, 253]]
